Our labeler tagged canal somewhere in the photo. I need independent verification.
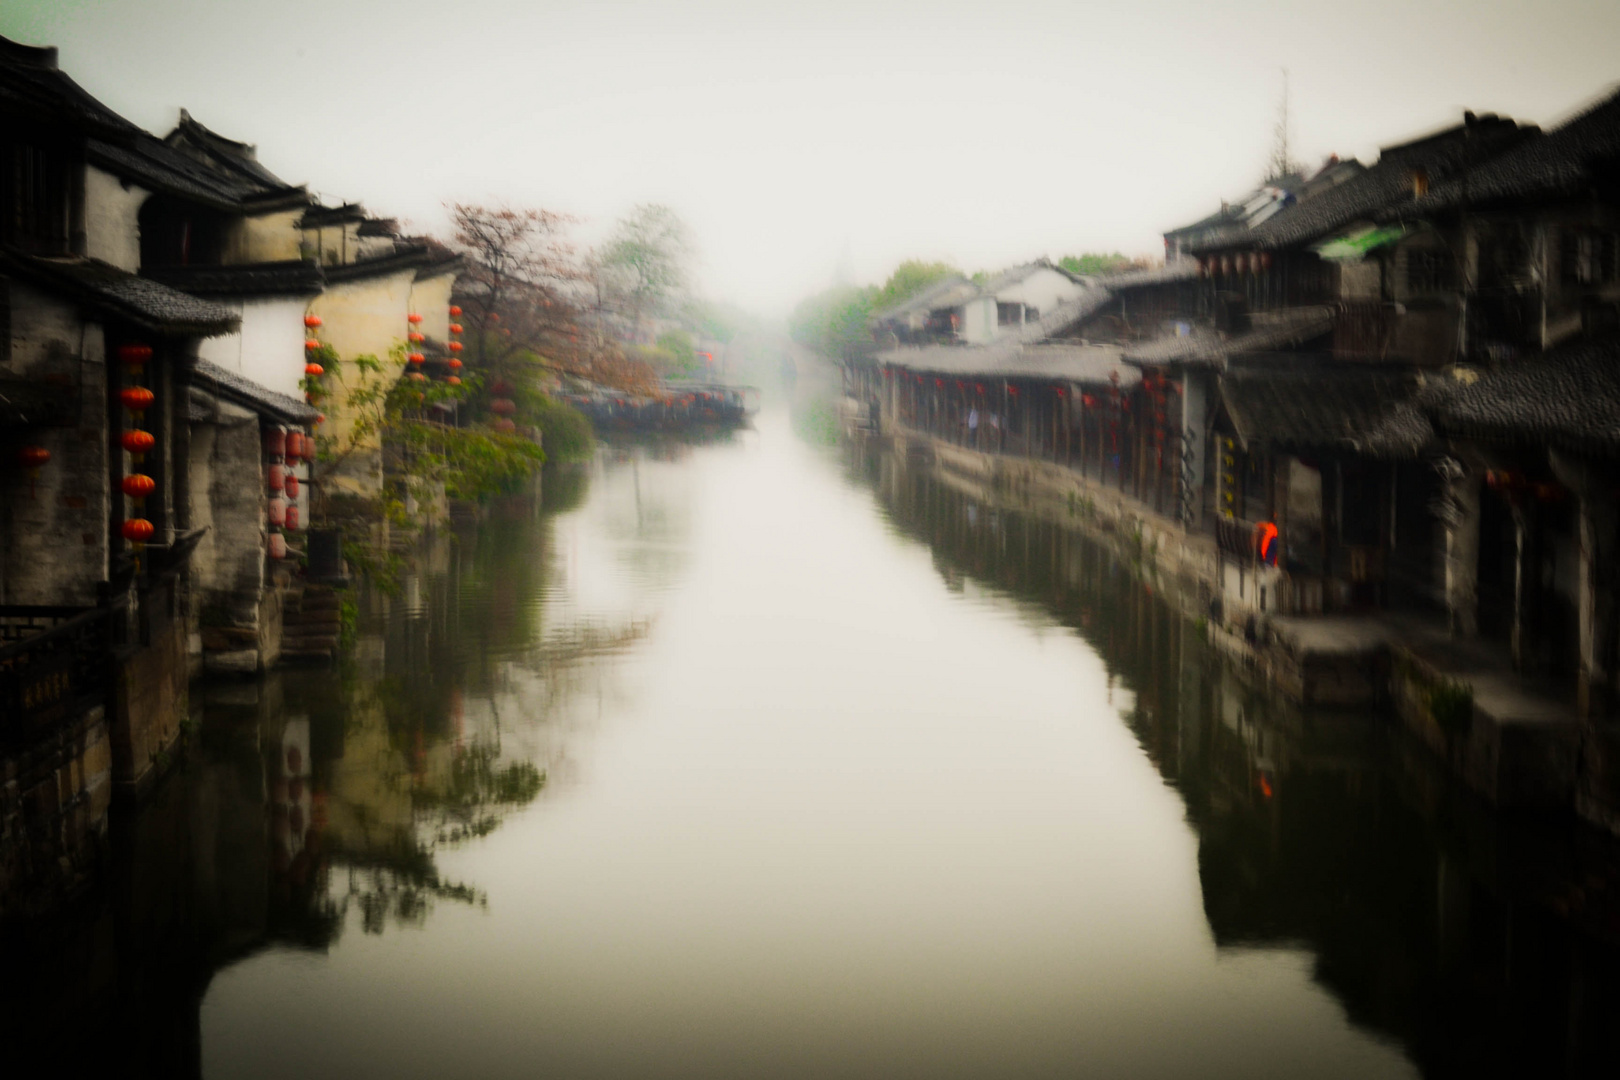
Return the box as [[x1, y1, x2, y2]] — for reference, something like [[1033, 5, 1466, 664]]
[[7, 406, 1620, 1078]]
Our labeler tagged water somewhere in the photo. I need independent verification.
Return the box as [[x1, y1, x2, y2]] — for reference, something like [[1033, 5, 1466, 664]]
[[8, 407, 1620, 1078]]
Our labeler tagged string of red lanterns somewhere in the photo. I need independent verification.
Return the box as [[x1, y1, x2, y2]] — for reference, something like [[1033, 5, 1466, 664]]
[[117, 341, 157, 552]]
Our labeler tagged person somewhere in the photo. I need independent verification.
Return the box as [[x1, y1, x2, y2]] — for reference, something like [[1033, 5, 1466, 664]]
[[967, 406, 979, 446]]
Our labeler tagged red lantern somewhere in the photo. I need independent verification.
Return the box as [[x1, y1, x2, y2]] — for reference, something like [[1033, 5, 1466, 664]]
[[285, 473, 300, 499], [19, 445, 50, 470], [448, 305, 462, 317], [449, 323, 463, 335], [408, 331, 425, 343], [269, 464, 286, 492], [409, 372, 427, 382], [120, 386, 155, 412], [117, 344, 153, 367], [303, 435, 318, 463], [448, 341, 463, 352], [121, 518, 154, 544], [122, 473, 155, 499], [268, 497, 286, 526], [286, 432, 304, 459], [446, 375, 462, 386], [447, 358, 463, 369], [408, 352, 425, 364], [305, 363, 324, 377], [492, 417, 516, 433], [305, 338, 322, 351], [121, 430, 155, 456], [489, 311, 500, 322], [1259, 251, 1273, 270], [491, 398, 517, 416], [304, 314, 323, 328], [1007, 385, 1019, 396], [313, 413, 325, 426], [285, 505, 300, 530], [268, 532, 287, 560], [491, 380, 512, 394], [264, 427, 286, 457], [407, 313, 423, 324]]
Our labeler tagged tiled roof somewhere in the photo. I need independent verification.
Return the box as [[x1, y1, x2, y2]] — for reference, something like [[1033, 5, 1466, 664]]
[[1220, 365, 1433, 458], [323, 243, 457, 284], [1186, 118, 1532, 255], [870, 275, 977, 323], [881, 342, 1139, 387], [0, 252, 238, 336], [0, 35, 139, 136], [146, 260, 325, 297], [1122, 306, 1336, 369], [187, 359, 319, 425], [1098, 259, 1199, 289], [86, 133, 290, 209], [300, 203, 366, 228], [164, 109, 290, 190], [1428, 337, 1620, 456], [1399, 88, 1620, 215]]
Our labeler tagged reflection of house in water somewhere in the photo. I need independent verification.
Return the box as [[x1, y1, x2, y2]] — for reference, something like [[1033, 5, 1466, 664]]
[[868, 449, 1620, 1078]]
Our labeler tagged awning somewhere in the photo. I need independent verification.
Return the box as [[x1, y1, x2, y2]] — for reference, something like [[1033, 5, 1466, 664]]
[[1309, 224, 1410, 262]]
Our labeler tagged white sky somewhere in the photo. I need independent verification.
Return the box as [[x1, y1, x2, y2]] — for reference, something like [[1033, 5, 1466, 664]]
[[5, 0, 1618, 315]]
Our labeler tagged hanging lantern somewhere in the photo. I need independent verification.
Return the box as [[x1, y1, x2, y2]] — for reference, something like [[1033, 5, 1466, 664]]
[[305, 338, 322, 352], [268, 497, 286, 527], [268, 532, 287, 560], [303, 435, 318, 463], [305, 363, 324, 377], [264, 427, 286, 457], [269, 464, 286, 492], [1259, 251, 1273, 271], [121, 518, 154, 545], [446, 376, 462, 386], [121, 473, 155, 500], [449, 323, 463, 335], [491, 398, 517, 416], [408, 352, 425, 364], [1054, 387, 1067, 397], [492, 417, 516, 433], [285, 473, 300, 499], [409, 372, 427, 382], [1007, 385, 1019, 396], [120, 386, 155, 412], [313, 414, 325, 426], [447, 358, 463, 369], [285, 505, 300, 531], [408, 331, 425, 343], [407, 313, 423, 324], [448, 305, 462, 317], [448, 341, 463, 352], [286, 432, 304, 459], [489, 311, 500, 322], [303, 314, 323, 329], [117, 344, 153, 368], [491, 380, 512, 394], [121, 430, 155, 460]]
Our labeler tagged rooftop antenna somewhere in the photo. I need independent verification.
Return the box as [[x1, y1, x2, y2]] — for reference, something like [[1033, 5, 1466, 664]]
[[1268, 69, 1294, 181]]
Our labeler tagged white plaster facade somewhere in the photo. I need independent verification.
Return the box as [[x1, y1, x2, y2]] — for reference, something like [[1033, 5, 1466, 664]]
[[83, 165, 148, 272], [196, 294, 311, 400]]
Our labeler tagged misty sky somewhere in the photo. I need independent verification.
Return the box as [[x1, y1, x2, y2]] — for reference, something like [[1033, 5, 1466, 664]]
[[4, 0, 1617, 315]]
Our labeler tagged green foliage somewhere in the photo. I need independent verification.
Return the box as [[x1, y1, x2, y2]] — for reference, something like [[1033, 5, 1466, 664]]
[[790, 284, 877, 360], [655, 328, 702, 377], [526, 393, 595, 463], [1058, 252, 1131, 276], [871, 259, 961, 313], [599, 203, 692, 316]]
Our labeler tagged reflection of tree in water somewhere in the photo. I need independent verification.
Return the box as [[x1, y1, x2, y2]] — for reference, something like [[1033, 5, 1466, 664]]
[[419, 744, 545, 846]]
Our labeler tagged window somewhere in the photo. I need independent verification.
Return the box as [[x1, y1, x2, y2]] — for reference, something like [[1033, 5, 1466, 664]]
[[1561, 229, 1620, 287], [996, 301, 1020, 327], [1, 141, 71, 254], [1406, 248, 1452, 294]]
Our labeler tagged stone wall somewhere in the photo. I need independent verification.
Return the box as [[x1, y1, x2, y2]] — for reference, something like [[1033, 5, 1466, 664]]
[[0, 706, 112, 919]]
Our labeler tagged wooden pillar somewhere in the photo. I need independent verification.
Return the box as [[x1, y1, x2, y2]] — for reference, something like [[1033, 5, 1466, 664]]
[[1444, 461, 1482, 638]]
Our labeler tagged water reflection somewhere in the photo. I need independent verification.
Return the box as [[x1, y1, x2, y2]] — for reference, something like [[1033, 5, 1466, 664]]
[[7, 419, 1620, 1078], [869, 446, 1620, 1078]]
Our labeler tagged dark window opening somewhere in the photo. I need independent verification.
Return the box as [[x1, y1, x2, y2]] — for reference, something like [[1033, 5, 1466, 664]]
[[138, 196, 228, 268], [1, 140, 71, 254], [1406, 248, 1453, 295]]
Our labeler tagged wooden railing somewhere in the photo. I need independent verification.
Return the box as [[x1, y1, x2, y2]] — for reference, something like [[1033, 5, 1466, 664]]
[[0, 600, 125, 743]]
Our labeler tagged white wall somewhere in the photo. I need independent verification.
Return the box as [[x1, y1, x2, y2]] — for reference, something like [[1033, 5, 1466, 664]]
[[962, 297, 996, 345], [994, 267, 1085, 320], [83, 165, 147, 272], [197, 294, 310, 400]]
